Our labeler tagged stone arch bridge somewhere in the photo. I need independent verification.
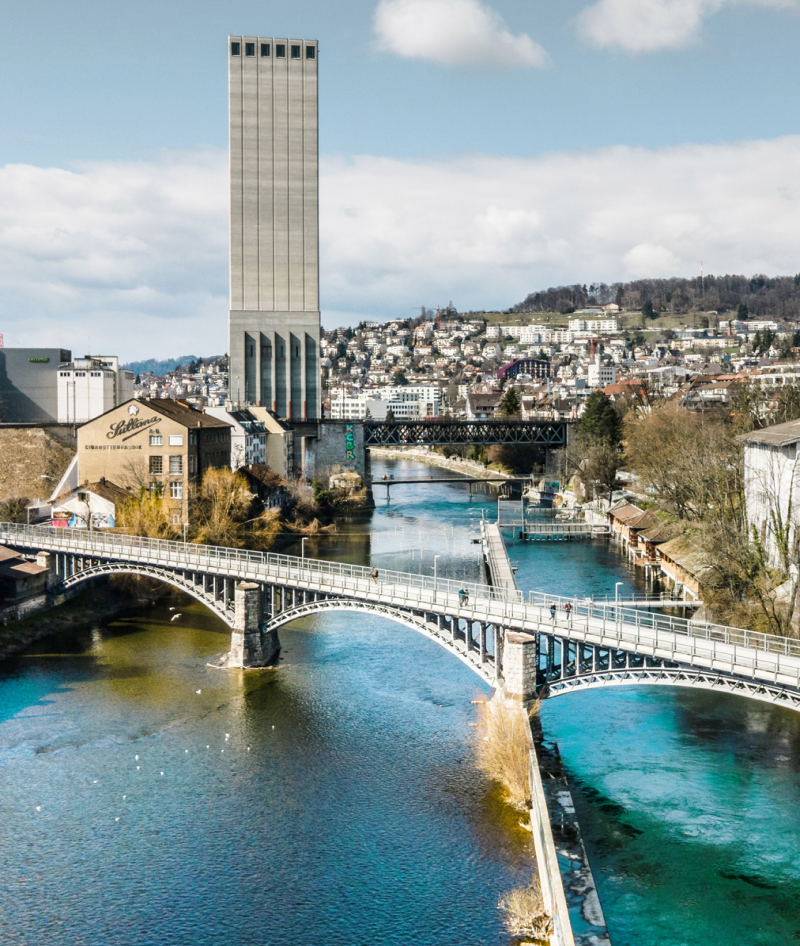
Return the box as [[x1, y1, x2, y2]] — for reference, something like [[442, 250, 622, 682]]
[[2, 523, 800, 711]]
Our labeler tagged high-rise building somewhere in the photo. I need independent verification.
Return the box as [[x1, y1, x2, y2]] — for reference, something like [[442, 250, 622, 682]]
[[227, 35, 320, 420]]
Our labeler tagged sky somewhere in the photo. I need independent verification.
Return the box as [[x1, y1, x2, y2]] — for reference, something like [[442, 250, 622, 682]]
[[1, 0, 799, 360]]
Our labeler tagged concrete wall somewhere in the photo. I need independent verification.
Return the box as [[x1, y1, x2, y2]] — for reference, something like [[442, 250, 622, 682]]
[[302, 420, 367, 488], [228, 35, 320, 419], [0, 349, 72, 423]]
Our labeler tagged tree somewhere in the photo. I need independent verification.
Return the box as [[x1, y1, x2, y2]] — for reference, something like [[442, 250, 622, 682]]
[[579, 391, 622, 448], [191, 468, 253, 547], [500, 388, 521, 417], [393, 369, 409, 386], [642, 300, 654, 320], [737, 303, 749, 320], [581, 440, 622, 503], [385, 407, 395, 422]]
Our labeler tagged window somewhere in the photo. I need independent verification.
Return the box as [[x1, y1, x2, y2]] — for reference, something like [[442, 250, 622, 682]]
[[170, 482, 183, 500], [189, 431, 197, 446], [169, 455, 183, 475], [245, 42, 255, 56], [169, 435, 184, 446], [291, 45, 300, 58], [171, 513, 181, 524], [261, 43, 270, 57], [276, 44, 285, 57], [149, 455, 163, 474], [189, 454, 198, 475], [231, 41, 240, 55], [149, 434, 162, 446], [249, 344, 254, 357], [306, 46, 315, 59]]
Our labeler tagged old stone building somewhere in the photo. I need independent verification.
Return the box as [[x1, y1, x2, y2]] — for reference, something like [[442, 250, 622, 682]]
[[76, 399, 232, 522]]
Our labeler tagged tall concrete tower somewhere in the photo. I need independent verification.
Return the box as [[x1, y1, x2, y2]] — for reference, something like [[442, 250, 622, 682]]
[[228, 36, 320, 420]]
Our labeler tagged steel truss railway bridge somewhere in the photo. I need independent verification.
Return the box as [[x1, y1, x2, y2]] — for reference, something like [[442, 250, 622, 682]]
[[363, 419, 566, 447], [2, 522, 800, 711]]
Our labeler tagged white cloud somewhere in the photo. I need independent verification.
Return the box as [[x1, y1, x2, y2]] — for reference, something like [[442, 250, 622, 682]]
[[2, 136, 800, 356], [576, 0, 798, 53], [320, 137, 800, 313], [0, 150, 229, 360], [373, 0, 549, 71]]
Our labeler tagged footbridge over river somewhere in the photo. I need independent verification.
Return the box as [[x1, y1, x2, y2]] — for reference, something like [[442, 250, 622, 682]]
[[2, 522, 800, 711]]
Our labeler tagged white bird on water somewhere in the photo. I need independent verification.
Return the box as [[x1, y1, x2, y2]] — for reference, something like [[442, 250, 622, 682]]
[[171, 614, 182, 622], [168, 607, 175, 611], [196, 690, 201, 694]]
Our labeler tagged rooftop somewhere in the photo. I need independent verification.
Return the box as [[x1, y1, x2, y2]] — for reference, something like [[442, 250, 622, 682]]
[[741, 418, 800, 447]]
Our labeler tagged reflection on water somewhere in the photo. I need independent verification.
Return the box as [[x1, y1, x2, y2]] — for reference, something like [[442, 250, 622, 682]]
[[1, 457, 799, 946]]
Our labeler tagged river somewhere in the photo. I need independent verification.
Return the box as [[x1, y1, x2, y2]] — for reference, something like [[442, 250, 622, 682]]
[[1, 457, 799, 945]]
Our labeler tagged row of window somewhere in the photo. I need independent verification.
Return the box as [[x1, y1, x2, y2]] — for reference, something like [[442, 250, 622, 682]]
[[150, 455, 183, 475], [150, 434, 184, 447], [231, 41, 315, 60], [150, 481, 183, 502]]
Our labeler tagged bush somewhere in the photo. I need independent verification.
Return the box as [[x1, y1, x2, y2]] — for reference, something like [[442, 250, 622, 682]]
[[499, 877, 552, 941], [473, 696, 533, 810]]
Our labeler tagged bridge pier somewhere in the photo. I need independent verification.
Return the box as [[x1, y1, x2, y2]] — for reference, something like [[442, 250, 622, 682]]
[[502, 630, 538, 701], [227, 581, 280, 669]]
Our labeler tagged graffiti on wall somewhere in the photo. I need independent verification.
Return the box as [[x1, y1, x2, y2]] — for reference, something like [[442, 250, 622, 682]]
[[345, 424, 355, 461]]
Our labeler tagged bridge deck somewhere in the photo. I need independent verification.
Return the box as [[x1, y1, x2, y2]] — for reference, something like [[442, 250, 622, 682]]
[[2, 523, 800, 700], [482, 522, 519, 595]]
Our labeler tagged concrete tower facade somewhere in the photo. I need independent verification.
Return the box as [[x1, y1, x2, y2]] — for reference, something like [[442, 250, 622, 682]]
[[228, 36, 320, 420]]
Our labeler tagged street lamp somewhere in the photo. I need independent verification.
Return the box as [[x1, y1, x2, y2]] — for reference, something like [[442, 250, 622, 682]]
[[183, 522, 189, 544], [615, 581, 624, 605], [301, 537, 308, 560], [433, 555, 440, 581]]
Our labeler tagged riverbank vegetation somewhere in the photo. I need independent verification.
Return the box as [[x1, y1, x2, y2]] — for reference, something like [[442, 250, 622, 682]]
[[473, 696, 534, 811], [116, 468, 336, 550], [570, 383, 800, 636], [498, 878, 551, 943]]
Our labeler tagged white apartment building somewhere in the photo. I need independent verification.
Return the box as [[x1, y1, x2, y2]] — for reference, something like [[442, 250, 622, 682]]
[[568, 318, 619, 333], [58, 356, 135, 424], [329, 385, 442, 421], [743, 418, 800, 568], [587, 354, 617, 388]]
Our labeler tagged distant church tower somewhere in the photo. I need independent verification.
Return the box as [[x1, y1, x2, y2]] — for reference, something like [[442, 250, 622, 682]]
[[227, 36, 320, 420]]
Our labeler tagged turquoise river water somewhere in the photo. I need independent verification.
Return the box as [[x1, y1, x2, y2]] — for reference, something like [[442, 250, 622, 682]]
[[0, 457, 798, 945]]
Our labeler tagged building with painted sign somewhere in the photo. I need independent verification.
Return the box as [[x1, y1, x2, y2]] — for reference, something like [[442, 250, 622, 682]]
[[76, 399, 232, 522], [227, 34, 321, 422]]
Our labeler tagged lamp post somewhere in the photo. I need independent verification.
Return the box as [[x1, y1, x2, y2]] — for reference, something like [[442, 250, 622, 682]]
[[615, 581, 623, 605], [301, 537, 308, 560], [183, 522, 189, 545], [433, 555, 440, 581]]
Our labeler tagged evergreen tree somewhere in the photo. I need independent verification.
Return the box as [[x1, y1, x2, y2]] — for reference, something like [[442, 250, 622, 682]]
[[499, 387, 521, 417], [579, 391, 622, 447]]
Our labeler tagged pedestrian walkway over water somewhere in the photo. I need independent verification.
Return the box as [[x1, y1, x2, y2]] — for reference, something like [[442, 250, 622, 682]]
[[481, 521, 518, 594]]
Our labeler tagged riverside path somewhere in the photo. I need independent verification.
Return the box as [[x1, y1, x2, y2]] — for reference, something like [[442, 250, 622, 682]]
[[2, 522, 800, 710]]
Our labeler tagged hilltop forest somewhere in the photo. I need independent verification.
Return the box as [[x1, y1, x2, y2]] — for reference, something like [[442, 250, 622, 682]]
[[510, 274, 800, 320]]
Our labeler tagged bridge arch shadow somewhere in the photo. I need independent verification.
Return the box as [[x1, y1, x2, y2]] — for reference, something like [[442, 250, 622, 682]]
[[60, 564, 235, 628]]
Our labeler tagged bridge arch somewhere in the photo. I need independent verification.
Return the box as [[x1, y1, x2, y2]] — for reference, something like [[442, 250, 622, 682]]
[[60, 563, 235, 628], [543, 668, 800, 711], [266, 598, 497, 687]]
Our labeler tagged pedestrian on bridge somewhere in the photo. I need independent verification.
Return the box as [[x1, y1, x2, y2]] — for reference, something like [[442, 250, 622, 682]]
[[550, 602, 557, 622], [371, 567, 379, 584], [458, 586, 469, 606], [564, 601, 572, 624]]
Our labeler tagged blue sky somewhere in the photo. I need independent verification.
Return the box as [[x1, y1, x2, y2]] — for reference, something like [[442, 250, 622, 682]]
[[1, 0, 799, 358]]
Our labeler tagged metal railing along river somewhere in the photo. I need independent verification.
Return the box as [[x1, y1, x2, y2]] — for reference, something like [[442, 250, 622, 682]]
[[2, 522, 800, 676]]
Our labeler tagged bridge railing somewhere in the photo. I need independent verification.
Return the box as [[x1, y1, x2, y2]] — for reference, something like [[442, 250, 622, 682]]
[[521, 590, 800, 660], [0, 521, 520, 608], [3, 521, 800, 664]]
